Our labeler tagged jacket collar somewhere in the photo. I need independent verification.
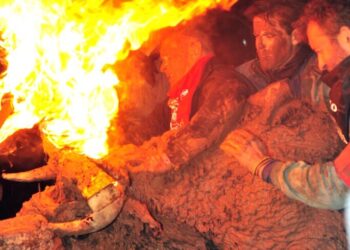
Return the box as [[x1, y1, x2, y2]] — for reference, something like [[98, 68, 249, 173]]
[[321, 56, 350, 88]]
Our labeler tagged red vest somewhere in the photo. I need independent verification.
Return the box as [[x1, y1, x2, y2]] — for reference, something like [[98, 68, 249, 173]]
[[167, 54, 213, 130]]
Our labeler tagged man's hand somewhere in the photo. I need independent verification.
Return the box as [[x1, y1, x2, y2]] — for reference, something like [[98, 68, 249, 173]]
[[129, 153, 174, 173], [221, 129, 268, 175]]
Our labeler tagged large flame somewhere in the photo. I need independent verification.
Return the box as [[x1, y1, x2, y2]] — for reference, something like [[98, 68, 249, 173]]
[[0, 0, 237, 159]]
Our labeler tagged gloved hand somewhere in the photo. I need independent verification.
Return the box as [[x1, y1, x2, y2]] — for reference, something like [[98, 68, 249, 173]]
[[334, 143, 350, 186], [221, 129, 269, 177]]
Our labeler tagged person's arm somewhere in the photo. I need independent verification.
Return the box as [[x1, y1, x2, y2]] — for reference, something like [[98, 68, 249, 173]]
[[266, 160, 348, 210], [267, 143, 350, 209], [221, 129, 349, 210], [164, 66, 253, 168]]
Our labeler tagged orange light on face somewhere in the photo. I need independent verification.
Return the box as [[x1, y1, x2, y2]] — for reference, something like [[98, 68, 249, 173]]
[[0, 0, 237, 159]]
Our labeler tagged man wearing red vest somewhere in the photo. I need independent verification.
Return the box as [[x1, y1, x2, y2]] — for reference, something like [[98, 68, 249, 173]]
[[222, 0, 350, 210], [121, 28, 254, 173]]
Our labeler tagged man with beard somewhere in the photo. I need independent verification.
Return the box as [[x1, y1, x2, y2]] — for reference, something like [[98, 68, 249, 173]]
[[234, 0, 312, 97], [222, 0, 350, 210]]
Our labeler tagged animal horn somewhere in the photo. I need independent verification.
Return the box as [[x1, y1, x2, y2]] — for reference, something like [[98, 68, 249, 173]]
[[47, 182, 125, 236], [2, 164, 56, 182]]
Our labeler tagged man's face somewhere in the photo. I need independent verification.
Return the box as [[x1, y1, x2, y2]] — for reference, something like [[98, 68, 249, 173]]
[[253, 16, 293, 72], [307, 21, 349, 71], [159, 34, 202, 89]]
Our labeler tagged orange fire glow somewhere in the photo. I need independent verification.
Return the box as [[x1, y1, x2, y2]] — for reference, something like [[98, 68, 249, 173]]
[[0, 0, 237, 159]]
